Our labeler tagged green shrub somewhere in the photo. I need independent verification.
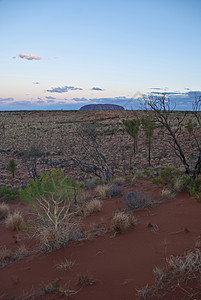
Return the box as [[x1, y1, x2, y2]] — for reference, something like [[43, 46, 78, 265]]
[[189, 178, 201, 201], [153, 167, 181, 185], [0, 186, 19, 202]]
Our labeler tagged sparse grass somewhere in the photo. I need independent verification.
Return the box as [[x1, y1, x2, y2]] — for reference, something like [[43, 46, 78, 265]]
[[85, 199, 102, 215], [122, 191, 151, 211], [56, 258, 76, 271], [5, 211, 24, 231], [77, 273, 94, 286], [111, 211, 137, 233], [0, 203, 10, 220], [14, 245, 29, 259], [161, 187, 176, 200], [137, 248, 201, 299]]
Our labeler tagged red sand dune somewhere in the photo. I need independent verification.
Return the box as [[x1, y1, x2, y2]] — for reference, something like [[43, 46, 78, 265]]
[[0, 180, 201, 299]]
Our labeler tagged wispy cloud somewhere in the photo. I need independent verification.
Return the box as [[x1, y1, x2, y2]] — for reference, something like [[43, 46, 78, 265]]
[[0, 97, 14, 102], [33, 82, 40, 84], [46, 96, 56, 100], [19, 53, 41, 60], [90, 87, 104, 91], [47, 86, 83, 93]]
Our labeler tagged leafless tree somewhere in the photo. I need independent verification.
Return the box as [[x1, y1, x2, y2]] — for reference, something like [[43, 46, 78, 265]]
[[143, 94, 201, 178]]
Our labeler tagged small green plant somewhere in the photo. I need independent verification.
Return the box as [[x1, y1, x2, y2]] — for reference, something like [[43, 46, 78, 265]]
[[0, 186, 19, 202], [8, 159, 17, 178], [153, 167, 180, 185], [77, 273, 94, 286], [189, 178, 201, 201]]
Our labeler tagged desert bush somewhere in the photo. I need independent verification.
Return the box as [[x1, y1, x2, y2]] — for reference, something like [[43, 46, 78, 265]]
[[108, 183, 123, 197], [122, 192, 151, 211], [5, 211, 24, 231], [172, 175, 192, 193], [0, 186, 19, 202], [111, 211, 137, 233], [161, 188, 176, 200], [153, 167, 181, 185], [0, 203, 10, 220], [85, 199, 102, 215], [112, 176, 126, 186]]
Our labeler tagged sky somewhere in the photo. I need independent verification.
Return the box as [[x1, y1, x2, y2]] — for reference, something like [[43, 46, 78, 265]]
[[0, 0, 201, 111]]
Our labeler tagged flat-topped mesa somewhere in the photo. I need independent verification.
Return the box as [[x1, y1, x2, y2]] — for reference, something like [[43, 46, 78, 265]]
[[80, 104, 125, 110]]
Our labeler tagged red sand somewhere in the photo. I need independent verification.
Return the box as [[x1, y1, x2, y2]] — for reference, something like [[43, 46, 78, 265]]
[[0, 180, 201, 299]]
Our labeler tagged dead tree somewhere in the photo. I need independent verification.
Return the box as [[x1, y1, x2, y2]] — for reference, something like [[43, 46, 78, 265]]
[[72, 123, 112, 182], [144, 94, 201, 177]]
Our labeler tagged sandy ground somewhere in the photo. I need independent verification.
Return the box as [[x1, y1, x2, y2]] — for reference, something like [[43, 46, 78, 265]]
[[0, 180, 201, 300]]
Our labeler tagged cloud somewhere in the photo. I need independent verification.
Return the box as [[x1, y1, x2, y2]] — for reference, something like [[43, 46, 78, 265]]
[[0, 97, 14, 102], [33, 82, 40, 84], [37, 97, 43, 100], [46, 96, 56, 100], [47, 86, 83, 93], [90, 87, 104, 91], [19, 53, 41, 60]]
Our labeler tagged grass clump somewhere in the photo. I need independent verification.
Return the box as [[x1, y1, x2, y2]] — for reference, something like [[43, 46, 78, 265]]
[[77, 273, 94, 286], [189, 178, 201, 201], [5, 211, 24, 231], [153, 167, 180, 185], [56, 258, 76, 271], [0, 203, 10, 220], [85, 199, 102, 215], [0, 246, 11, 266], [0, 186, 19, 202], [14, 245, 29, 259], [122, 191, 151, 211], [94, 184, 110, 199], [161, 187, 176, 200], [111, 211, 137, 233]]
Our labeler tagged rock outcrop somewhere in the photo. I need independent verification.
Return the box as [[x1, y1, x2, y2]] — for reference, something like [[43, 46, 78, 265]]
[[80, 104, 124, 110]]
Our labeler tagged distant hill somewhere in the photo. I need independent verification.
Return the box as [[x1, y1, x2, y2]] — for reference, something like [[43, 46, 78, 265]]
[[80, 104, 125, 110]]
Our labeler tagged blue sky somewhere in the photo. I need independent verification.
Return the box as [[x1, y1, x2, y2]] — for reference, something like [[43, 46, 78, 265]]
[[0, 0, 201, 110]]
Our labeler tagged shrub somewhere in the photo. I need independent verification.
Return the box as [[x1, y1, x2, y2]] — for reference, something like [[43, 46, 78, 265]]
[[189, 178, 201, 201], [5, 211, 24, 231], [0, 186, 19, 202], [77, 273, 94, 286], [153, 167, 180, 185], [0, 203, 10, 220], [172, 175, 192, 193], [85, 199, 102, 215], [122, 192, 151, 211], [111, 211, 137, 233], [108, 184, 123, 197]]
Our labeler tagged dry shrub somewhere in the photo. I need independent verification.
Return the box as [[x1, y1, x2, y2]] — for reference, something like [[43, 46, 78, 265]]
[[112, 177, 126, 186], [56, 258, 76, 271], [85, 199, 102, 215], [38, 222, 84, 252], [111, 211, 137, 233], [122, 191, 151, 211], [161, 188, 176, 200], [14, 245, 29, 259], [5, 211, 24, 231], [173, 175, 190, 193], [0, 203, 10, 220], [95, 184, 110, 199]]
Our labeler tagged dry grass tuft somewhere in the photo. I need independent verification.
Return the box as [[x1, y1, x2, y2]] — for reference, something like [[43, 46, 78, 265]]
[[0, 246, 11, 262], [77, 273, 94, 286], [0, 203, 10, 220], [161, 188, 176, 200], [95, 184, 110, 199], [111, 211, 138, 233], [14, 245, 29, 259], [56, 258, 76, 271], [85, 199, 102, 215], [5, 211, 24, 231]]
